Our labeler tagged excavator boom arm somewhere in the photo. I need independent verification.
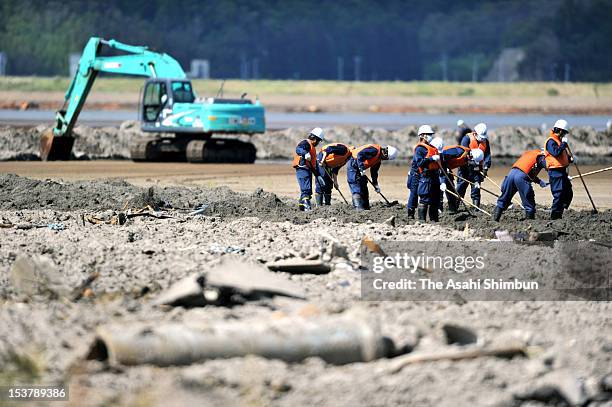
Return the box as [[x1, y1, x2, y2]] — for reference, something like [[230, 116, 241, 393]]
[[54, 37, 186, 137]]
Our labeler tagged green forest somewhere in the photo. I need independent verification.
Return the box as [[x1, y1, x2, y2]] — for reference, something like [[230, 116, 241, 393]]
[[0, 0, 611, 81]]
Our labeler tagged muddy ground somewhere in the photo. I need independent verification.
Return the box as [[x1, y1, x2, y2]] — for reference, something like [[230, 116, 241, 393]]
[[1, 122, 610, 162], [0, 174, 611, 406]]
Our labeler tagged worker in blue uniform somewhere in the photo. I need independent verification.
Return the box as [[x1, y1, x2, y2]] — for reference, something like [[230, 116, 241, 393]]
[[413, 125, 441, 222], [543, 119, 574, 219], [347, 144, 398, 210], [292, 127, 325, 211], [456, 122, 492, 208], [494, 149, 548, 221]]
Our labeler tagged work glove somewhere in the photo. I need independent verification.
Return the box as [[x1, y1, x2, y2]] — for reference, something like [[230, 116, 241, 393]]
[[561, 136, 569, 144], [360, 169, 367, 177], [374, 184, 381, 193], [571, 155, 577, 164], [539, 179, 549, 188], [482, 168, 488, 177], [317, 176, 326, 186], [431, 154, 440, 162], [474, 182, 480, 189], [440, 183, 447, 192], [304, 152, 311, 161]]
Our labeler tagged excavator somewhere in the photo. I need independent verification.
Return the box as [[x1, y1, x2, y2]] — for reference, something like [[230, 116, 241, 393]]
[[41, 37, 265, 163]]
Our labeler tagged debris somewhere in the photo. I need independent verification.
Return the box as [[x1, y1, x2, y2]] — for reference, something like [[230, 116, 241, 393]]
[[495, 230, 514, 241], [153, 256, 305, 307], [47, 223, 66, 230], [84, 212, 127, 225], [9, 255, 70, 299], [528, 230, 565, 241], [361, 235, 386, 256], [385, 343, 527, 374], [208, 243, 245, 255], [266, 259, 331, 274], [71, 272, 100, 301], [513, 369, 588, 406], [442, 324, 478, 346], [188, 204, 208, 216], [86, 312, 392, 366], [384, 216, 396, 227]]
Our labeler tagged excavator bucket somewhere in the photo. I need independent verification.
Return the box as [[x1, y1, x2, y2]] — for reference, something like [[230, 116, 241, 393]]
[[40, 129, 75, 161]]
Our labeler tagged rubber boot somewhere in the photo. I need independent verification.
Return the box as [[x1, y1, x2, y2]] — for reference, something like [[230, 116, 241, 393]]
[[429, 204, 439, 222], [299, 196, 312, 212], [493, 206, 503, 222], [406, 207, 415, 219], [524, 210, 535, 220], [418, 204, 428, 221], [447, 197, 458, 214], [550, 210, 562, 220], [315, 193, 323, 206], [323, 194, 332, 205], [352, 194, 365, 211]]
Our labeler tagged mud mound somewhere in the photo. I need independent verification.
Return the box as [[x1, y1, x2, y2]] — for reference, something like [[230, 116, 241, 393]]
[[1, 174, 608, 240], [437, 205, 612, 241], [0, 174, 138, 211], [1, 123, 610, 161]]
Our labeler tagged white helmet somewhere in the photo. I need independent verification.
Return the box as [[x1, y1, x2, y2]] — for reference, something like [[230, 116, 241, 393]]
[[430, 137, 444, 150], [470, 149, 484, 164], [386, 145, 398, 160], [553, 119, 569, 132], [309, 127, 325, 141], [457, 119, 465, 127], [474, 122, 487, 141], [418, 124, 434, 136]]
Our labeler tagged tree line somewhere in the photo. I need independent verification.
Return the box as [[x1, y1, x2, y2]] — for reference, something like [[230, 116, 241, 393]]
[[0, 0, 610, 81]]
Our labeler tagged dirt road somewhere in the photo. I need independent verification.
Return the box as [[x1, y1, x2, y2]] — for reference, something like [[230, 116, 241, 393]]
[[1, 160, 610, 209]]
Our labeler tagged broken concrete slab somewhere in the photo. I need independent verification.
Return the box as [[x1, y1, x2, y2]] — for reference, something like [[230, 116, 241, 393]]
[[152, 256, 305, 307], [266, 259, 331, 274], [9, 255, 71, 299], [87, 312, 392, 367]]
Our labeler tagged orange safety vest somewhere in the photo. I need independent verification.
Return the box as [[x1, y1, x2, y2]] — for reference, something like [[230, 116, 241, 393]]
[[468, 133, 487, 153], [414, 142, 440, 172], [544, 131, 570, 169], [442, 145, 470, 169], [513, 149, 543, 178], [292, 139, 317, 169], [321, 143, 353, 168], [351, 144, 382, 169]]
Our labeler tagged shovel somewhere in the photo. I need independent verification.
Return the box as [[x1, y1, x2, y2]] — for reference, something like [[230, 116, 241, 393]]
[[364, 175, 399, 207], [566, 145, 598, 214], [323, 166, 350, 205], [439, 165, 489, 217]]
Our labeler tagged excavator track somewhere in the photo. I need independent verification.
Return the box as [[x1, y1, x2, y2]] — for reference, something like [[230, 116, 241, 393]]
[[186, 139, 256, 163], [130, 137, 256, 163], [130, 140, 159, 162]]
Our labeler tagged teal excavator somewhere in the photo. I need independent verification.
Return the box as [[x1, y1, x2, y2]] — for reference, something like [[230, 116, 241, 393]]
[[41, 37, 265, 163]]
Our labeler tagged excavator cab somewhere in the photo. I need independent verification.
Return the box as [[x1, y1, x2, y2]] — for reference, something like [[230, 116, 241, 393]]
[[141, 79, 196, 123]]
